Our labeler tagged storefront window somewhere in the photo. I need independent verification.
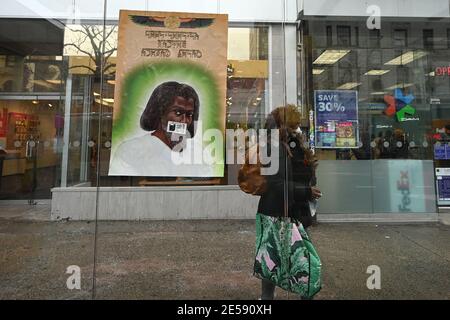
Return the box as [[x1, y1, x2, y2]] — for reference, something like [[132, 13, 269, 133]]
[[0, 19, 66, 200], [2, 0, 450, 301], [89, 24, 271, 187], [302, 17, 448, 213]]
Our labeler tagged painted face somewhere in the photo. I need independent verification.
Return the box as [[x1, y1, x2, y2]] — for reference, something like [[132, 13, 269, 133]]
[[163, 96, 195, 129]]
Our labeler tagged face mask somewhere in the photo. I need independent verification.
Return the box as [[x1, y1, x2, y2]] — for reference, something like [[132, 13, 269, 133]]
[[166, 121, 187, 135]]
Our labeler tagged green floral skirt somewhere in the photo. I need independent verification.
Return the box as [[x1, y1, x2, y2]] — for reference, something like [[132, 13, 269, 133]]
[[253, 213, 322, 299]]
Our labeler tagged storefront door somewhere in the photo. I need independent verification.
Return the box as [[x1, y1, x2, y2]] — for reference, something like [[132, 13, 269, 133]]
[[0, 95, 64, 202]]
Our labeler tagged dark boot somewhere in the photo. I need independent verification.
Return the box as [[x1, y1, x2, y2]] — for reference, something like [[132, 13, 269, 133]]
[[260, 279, 276, 300]]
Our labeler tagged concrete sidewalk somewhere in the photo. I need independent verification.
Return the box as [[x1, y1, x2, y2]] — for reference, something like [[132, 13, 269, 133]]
[[0, 208, 449, 299]]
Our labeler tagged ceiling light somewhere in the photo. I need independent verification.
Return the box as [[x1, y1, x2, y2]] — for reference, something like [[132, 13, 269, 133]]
[[385, 83, 414, 90], [95, 98, 114, 106], [313, 50, 350, 65], [364, 69, 390, 76], [32, 100, 39, 105], [370, 91, 388, 95], [46, 79, 62, 84], [313, 69, 325, 75], [336, 82, 361, 90], [384, 51, 427, 66], [93, 92, 100, 96], [107, 80, 116, 85]]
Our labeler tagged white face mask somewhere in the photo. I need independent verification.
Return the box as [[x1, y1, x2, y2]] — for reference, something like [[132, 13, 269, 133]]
[[166, 121, 187, 135]]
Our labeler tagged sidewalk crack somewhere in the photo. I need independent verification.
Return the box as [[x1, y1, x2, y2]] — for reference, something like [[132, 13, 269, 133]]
[[387, 226, 450, 263]]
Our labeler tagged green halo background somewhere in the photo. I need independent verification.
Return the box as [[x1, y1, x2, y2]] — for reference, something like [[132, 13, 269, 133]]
[[111, 60, 224, 176]]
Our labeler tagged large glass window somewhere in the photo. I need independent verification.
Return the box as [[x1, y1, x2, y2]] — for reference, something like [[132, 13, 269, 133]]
[[302, 18, 448, 213], [0, 19, 66, 200], [83, 24, 272, 188], [0, 10, 101, 299], [1, 0, 449, 302]]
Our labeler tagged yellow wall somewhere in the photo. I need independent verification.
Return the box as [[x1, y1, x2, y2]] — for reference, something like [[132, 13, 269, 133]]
[[228, 60, 268, 79]]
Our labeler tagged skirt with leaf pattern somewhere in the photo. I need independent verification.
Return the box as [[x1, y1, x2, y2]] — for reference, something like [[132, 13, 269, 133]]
[[253, 213, 322, 298]]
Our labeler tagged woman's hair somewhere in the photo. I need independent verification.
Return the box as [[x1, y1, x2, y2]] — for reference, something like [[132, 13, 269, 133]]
[[140, 81, 200, 137], [265, 104, 317, 168]]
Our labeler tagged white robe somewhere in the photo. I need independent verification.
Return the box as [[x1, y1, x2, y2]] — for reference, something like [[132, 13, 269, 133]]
[[108, 134, 219, 177]]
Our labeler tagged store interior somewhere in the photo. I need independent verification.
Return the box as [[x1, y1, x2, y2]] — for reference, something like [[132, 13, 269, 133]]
[[0, 98, 63, 199]]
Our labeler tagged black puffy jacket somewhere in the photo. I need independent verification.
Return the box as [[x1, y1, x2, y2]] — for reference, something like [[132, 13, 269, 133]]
[[257, 135, 314, 225]]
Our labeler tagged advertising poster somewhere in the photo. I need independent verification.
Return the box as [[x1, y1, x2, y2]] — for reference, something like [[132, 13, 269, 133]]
[[387, 160, 426, 212], [434, 143, 447, 160], [372, 160, 434, 213], [314, 90, 359, 148], [109, 10, 228, 177], [436, 168, 450, 206]]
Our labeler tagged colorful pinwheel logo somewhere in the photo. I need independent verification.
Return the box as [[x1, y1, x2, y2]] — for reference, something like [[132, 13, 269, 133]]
[[383, 89, 416, 122]]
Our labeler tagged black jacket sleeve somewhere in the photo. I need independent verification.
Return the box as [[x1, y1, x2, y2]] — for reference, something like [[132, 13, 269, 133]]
[[257, 144, 313, 217], [293, 182, 312, 202]]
